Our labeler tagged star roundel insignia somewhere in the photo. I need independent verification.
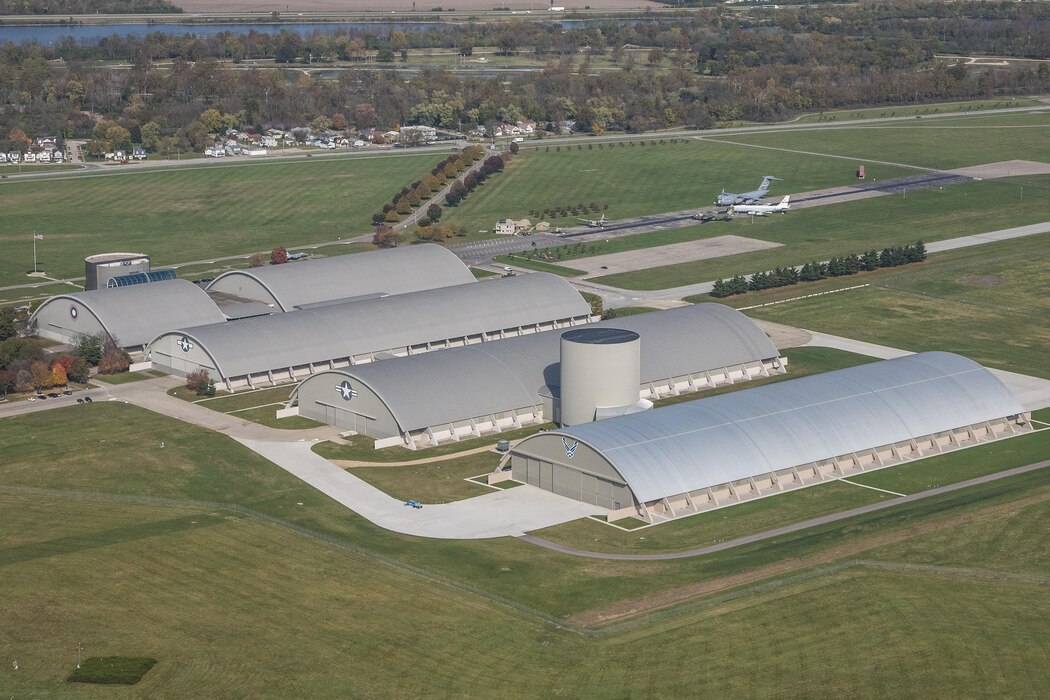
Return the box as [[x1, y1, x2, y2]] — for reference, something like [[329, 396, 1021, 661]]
[[69, 305, 78, 320], [336, 380, 358, 401], [177, 336, 193, 352]]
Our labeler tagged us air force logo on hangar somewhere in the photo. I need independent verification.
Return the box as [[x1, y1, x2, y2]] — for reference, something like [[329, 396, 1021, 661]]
[[69, 305, 78, 320], [562, 437, 579, 459], [177, 336, 193, 352], [336, 380, 358, 401]]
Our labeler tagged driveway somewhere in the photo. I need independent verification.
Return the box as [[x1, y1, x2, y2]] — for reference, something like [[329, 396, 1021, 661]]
[[238, 438, 604, 539]]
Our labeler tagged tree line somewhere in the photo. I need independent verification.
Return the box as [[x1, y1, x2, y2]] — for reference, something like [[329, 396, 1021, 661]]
[[710, 242, 927, 298], [1, 5, 1048, 151]]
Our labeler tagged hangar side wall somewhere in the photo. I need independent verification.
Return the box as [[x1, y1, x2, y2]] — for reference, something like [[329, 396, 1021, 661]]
[[510, 438, 633, 511], [148, 334, 221, 379], [33, 301, 107, 346], [297, 375, 401, 438]]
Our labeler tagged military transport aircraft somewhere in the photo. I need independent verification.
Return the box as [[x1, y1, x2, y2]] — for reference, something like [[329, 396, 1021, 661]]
[[716, 176, 782, 206]]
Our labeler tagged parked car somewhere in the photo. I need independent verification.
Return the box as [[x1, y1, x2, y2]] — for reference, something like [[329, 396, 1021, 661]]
[[83, 396, 93, 403], [47, 392, 60, 398], [63, 389, 72, 395]]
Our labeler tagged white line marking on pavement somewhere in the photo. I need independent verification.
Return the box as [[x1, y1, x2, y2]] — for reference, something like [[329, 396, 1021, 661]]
[[836, 477, 907, 498]]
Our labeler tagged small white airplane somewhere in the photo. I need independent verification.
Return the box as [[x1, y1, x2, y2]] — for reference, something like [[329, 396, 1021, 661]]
[[729, 195, 791, 217], [577, 213, 607, 228]]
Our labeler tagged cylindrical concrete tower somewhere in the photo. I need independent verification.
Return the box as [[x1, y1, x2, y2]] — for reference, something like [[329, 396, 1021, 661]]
[[559, 327, 641, 427], [85, 253, 150, 291]]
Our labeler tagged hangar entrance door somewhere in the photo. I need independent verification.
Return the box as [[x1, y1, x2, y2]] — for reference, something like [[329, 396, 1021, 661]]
[[323, 404, 375, 435], [518, 458, 623, 510]]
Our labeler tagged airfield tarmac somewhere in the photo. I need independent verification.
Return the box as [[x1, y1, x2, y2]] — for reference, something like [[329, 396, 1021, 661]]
[[559, 235, 783, 276]]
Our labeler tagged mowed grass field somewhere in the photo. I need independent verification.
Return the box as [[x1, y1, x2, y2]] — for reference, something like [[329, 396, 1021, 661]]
[[0, 154, 443, 286], [716, 108, 1050, 169], [442, 139, 910, 238], [2, 403, 1049, 694], [737, 233, 1050, 378], [587, 175, 1050, 289], [789, 97, 1039, 123]]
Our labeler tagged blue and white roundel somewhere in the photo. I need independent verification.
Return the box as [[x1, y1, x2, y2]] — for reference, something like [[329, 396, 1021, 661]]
[[336, 380, 358, 401], [69, 305, 78, 320], [177, 336, 193, 352]]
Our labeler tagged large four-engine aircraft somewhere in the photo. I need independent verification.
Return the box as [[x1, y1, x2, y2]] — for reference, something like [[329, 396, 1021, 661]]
[[577, 213, 607, 228], [729, 195, 791, 217], [716, 176, 782, 206]]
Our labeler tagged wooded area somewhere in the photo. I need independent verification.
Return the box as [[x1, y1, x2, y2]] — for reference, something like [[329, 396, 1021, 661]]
[[0, 2, 1047, 151]]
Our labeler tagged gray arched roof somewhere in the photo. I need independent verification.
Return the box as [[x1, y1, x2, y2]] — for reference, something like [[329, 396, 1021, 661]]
[[534, 352, 1024, 503], [30, 279, 225, 347], [205, 244, 475, 311], [293, 304, 781, 433], [153, 273, 590, 380]]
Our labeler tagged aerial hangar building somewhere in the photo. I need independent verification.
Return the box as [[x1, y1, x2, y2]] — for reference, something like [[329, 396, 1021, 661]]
[[289, 304, 783, 448], [204, 244, 476, 312], [29, 279, 228, 349], [506, 352, 1030, 522], [148, 273, 593, 391], [30, 245, 477, 349]]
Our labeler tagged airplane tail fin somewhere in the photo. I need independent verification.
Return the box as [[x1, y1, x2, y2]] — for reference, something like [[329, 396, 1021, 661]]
[[780, 195, 790, 205]]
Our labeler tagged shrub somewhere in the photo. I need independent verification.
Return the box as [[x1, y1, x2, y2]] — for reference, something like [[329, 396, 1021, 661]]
[[97, 350, 130, 375], [67, 656, 157, 685]]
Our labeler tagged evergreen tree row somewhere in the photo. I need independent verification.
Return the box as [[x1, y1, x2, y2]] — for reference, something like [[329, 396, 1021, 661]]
[[711, 241, 926, 298]]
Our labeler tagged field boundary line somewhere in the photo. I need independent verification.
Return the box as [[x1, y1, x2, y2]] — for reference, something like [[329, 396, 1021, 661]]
[[737, 284, 869, 310], [836, 477, 906, 497]]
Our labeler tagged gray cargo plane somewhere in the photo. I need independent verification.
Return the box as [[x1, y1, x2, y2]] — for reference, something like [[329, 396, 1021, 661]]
[[716, 176, 781, 206]]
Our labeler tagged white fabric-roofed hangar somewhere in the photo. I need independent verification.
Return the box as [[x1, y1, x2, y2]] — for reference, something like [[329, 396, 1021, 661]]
[[505, 352, 1031, 523]]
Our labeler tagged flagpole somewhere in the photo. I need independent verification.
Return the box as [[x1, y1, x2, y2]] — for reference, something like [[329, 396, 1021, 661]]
[[33, 232, 37, 273]]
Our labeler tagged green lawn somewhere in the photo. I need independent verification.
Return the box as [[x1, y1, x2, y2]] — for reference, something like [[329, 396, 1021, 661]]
[[743, 233, 1050, 378], [1, 402, 1049, 696], [789, 97, 1038, 123], [348, 450, 500, 503], [0, 154, 442, 286], [588, 176, 1050, 290], [718, 108, 1050, 168], [443, 139, 910, 241], [91, 370, 160, 385], [194, 386, 293, 413], [313, 422, 552, 463]]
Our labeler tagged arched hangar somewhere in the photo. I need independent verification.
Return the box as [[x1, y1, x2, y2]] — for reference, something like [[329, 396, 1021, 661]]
[[205, 244, 475, 312], [289, 304, 784, 448], [148, 273, 593, 391], [29, 279, 226, 349], [505, 352, 1031, 522]]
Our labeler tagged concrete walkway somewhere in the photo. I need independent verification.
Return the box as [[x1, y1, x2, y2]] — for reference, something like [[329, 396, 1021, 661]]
[[521, 460, 1050, 560], [238, 438, 603, 539], [804, 331, 1050, 411]]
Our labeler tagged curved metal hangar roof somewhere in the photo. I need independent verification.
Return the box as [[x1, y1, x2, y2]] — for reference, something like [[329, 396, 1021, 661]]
[[293, 303, 780, 434], [29, 279, 226, 348], [205, 244, 475, 311], [151, 273, 591, 380], [528, 352, 1024, 504]]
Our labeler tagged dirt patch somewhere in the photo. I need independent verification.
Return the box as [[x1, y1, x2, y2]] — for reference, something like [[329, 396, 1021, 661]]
[[959, 275, 1006, 288], [569, 235, 783, 276], [569, 491, 1050, 627], [947, 160, 1050, 179], [750, 318, 812, 349]]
